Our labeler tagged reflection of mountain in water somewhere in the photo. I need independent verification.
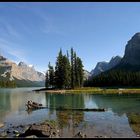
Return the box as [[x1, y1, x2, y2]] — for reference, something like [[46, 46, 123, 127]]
[[90, 94, 140, 116], [0, 91, 11, 110], [0, 88, 47, 122]]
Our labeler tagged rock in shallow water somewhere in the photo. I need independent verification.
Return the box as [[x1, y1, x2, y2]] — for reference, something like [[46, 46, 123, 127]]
[[18, 122, 59, 138], [0, 131, 7, 137], [74, 131, 86, 138], [25, 135, 38, 138], [0, 123, 4, 128]]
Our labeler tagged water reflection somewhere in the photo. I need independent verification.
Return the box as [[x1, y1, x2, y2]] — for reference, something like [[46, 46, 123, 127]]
[[92, 94, 140, 115], [45, 93, 85, 109], [44, 93, 140, 137], [127, 113, 140, 135], [0, 88, 140, 137], [0, 88, 47, 124], [45, 93, 85, 131]]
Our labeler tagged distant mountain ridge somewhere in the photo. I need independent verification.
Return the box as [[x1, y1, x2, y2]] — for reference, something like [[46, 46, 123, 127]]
[[0, 55, 45, 87], [90, 32, 140, 78], [90, 32, 140, 77], [90, 56, 122, 77], [112, 32, 140, 71], [85, 32, 140, 87], [83, 69, 91, 80], [121, 32, 140, 66]]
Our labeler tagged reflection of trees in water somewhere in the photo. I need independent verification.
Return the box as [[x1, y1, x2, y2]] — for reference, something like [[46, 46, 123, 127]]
[[44, 93, 140, 136], [45, 93, 85, 111], [0, 92, 11, 110], [56, 111, 84, 128], [56, 110, 71, 128], [127, 113, 140, 135], [0, 92, 11, 122], [45, 93, 85, 129], [45, 94, 85, 108], [92, 94, 140, 116]]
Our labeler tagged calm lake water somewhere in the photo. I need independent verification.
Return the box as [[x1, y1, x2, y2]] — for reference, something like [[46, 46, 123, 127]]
[[0, 87, 140, 138]]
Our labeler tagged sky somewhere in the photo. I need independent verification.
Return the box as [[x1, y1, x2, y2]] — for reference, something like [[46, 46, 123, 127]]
[[1, 2, 140, 73]]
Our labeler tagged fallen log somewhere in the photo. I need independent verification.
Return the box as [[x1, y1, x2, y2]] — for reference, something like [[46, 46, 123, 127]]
[[54, 107, 106, 112], [26, 101, 106, 112], [26, 100, 43, 110]]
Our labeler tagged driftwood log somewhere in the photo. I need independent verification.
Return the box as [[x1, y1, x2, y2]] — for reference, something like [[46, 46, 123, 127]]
[[26, 101, 106, 112]]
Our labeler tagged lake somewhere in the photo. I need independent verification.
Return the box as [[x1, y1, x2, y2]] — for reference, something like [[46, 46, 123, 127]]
[[0, 87, 140, 138]]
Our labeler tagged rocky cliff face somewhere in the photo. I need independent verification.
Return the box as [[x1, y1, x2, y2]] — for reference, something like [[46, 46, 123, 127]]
[[90, 56, 122, 77], [11, 61, 45, 82], [83, 70, 91, 80], [90, 32, 140, 77], [121, 32, 140, 65], [0, 55, 45, 87], [90, 62, 108, 77]]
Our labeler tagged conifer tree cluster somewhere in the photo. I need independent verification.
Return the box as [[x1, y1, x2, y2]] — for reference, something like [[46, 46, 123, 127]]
[[84, 69, 140, 87], [45, 48, 84, 89], [0, 80, 16, 88]]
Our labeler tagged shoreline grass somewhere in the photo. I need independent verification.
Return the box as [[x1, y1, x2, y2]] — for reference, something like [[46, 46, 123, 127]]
[[34, 87, 140, 94]]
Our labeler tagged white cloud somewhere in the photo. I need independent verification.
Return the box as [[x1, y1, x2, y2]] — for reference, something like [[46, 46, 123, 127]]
[[0, 37, 28, 63], [0, 18, 22, 40]]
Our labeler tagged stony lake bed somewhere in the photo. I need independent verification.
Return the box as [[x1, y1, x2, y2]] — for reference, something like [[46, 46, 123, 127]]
[[0, 87, 140, 138]]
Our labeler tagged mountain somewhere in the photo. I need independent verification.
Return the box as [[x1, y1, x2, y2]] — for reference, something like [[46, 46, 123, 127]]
[[83, 70, 91, 80], [0, 55, 45, 87], [90, 56, 122, 77], [86, 32, 140, 87], [113, 32, 140, 71], [121, 32, 140, 66], [90, 62, 108, 77]]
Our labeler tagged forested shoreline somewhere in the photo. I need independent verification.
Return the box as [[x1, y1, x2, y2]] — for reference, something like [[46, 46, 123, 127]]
[[84, 69, 140, 87], [0, 80, 16, 88]]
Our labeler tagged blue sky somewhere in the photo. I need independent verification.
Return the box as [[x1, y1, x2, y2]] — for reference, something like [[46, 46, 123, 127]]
[[1, 2, 140, 73]]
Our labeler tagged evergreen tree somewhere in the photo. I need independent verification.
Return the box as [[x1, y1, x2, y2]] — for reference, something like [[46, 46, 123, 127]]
[[45, 70, 49, 88], [45, 48, 84, 89], [48, 62, 55, 88], [84, 69, 140, 87], [66, 51, 71, 88], [74, 52, 78, 87], [55, 49, 64, 89], [63, 55, 71, 88], [77, 57, 84, 87], [71, 48, 75, 89]]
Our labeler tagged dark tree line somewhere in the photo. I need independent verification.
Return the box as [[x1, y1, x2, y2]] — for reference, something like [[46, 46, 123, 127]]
[[45, 48, 84, 89], [84, 69, 140, 87], [0, 80, 16, 88]]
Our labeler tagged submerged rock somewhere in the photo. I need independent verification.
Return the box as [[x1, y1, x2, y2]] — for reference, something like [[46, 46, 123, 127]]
[[0, 123, 4, 128], [25, 135, 38, 138], [18, 122, 59, 138], [74, 131, 86, 138], [0, 131, 7, 137], [13, 130, 19, 134]]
